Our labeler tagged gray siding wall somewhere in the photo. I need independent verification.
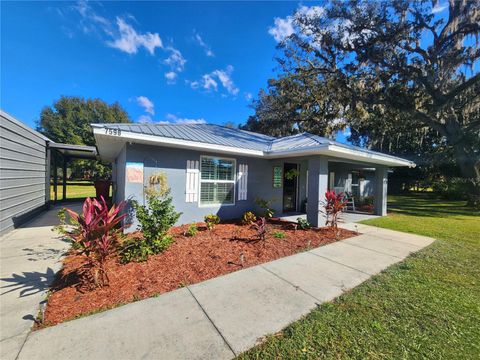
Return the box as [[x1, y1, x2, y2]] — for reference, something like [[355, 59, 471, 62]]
[[120, 143, 311, 230], [0, 112, 48, 234]]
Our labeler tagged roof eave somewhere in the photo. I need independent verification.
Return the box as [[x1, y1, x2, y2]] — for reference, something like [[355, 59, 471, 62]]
[[265, 145, 414, 167], [92, 126, 415, 168], [92, 127, 265, 160]]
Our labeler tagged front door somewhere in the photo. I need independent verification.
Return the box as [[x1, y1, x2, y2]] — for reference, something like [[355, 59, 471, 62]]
[[283, 163, 298, 212]]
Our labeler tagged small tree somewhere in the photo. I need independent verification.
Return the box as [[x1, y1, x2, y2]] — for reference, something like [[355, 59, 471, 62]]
[[121, 173, 181, 263]]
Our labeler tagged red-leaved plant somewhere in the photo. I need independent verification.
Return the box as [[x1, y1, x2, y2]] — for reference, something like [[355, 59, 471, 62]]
[[64, 196, 126, 286], [251, 217, 268, 241], [324, 190, 347, 229]]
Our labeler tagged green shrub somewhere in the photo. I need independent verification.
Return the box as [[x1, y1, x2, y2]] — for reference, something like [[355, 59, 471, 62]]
[[185, 223, 198, 237], [432, 177, 471, 200], [297, 217, 311, 230], [255, 198, 275, 218], [204, 214, 220, 230], [361, 196, 375, 206], [272, 230, 286, 239], [121, 189, 181, 263], [133, 191, 181, 242], [241, 211, 257, 225], [120, 235, 173, 263]]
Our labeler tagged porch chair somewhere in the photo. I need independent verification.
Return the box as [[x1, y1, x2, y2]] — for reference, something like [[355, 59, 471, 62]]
[[344, 193, 356, 212]]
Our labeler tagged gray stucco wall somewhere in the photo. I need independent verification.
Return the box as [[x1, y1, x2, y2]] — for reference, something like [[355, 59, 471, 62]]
[[120, 143, 312, 230], [0, 111, 48, 235], [115, 143, 387, 231], [113, 144, 127, 204]]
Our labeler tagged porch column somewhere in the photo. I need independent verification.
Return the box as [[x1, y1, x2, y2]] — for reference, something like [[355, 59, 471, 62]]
[[374, 166, 388, 216], [306, 157, 329, 227]]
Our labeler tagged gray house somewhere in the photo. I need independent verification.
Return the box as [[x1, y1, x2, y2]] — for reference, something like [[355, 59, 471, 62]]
[[92, 123, 415, 229]]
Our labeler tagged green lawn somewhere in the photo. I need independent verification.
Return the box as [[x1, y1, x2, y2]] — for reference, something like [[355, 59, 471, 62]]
[[50, 181, 111, 201], [239, 193, 480, 359]]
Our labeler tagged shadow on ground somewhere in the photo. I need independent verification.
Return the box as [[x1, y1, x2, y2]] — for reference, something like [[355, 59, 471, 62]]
[[388, 193, 478, 218], [1, 268, 56, 297]]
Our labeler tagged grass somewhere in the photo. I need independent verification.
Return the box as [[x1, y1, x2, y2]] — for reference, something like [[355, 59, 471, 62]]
[[239, 193, 480, 359], [50, 181, 111, 200]]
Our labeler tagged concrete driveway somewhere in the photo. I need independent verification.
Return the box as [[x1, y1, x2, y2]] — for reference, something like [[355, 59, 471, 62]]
[[0, 203, 81, 360], [9, 220, 434, 360]]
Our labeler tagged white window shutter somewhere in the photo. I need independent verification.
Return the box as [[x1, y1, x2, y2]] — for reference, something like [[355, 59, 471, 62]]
[[238, 164, 248, 201], [185, 160, 199, 202]]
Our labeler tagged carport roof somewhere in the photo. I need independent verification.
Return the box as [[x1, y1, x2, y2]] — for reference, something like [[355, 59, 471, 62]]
[[49, 143, 97, 159], [91, 123, 415, 168]]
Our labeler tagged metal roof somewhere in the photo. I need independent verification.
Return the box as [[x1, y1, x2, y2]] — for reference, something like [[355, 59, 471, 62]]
[[91, 123, 415, 167], [49, 143, 98, 159], [93, 123, 274, 151]]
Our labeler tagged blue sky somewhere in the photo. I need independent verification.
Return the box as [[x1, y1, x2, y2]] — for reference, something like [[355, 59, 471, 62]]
[[1, 1, 300, 128], [1, 1, 451, 144]]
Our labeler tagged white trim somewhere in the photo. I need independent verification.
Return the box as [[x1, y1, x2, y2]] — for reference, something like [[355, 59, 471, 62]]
[[198, 155, 236, 207], [326, 145, 414, 167], [93, 127, 416, 168]]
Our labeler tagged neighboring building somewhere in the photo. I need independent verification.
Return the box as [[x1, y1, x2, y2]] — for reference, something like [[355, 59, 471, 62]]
[[92, 123, 415, 230], [0, 110, 97, 235]]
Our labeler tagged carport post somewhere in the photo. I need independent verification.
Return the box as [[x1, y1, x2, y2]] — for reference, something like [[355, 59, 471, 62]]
[[374, 166, 388, 216], [306, 156, 329, 227], [53, 154, 58, 202], [62, 156, 67, 201]]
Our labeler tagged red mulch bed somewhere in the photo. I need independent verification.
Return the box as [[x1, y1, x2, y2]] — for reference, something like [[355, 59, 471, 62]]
[[42, 220, 356, 326]]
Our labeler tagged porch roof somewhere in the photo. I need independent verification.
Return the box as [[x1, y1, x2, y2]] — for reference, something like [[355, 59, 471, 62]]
[[91, 123, 415, 168]]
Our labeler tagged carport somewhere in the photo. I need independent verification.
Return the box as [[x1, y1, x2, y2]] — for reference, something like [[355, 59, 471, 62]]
[[48, 143, 97, 202], [0, 110, 97, 235]]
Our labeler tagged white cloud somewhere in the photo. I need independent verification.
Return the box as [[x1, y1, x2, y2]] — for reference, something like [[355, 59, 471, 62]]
[[187, 80, 200, 89], [269, 16, 295, 43], [73, 0, 113, 36], [268, 5, 325, 43], [244, 92, 253, 101], [164, 71, 178, 84], [107, 17, 163, 55], [164, 47, 186, 72], [137, 115, 153, 123], [164, 113, 206, 124], [194, 32, 215, 57], [191, 65, 239, 95], [201, 74, 218, 91], [163, 46, 186, 81], [431, 2, 448, 14], [212, 65, 239, 95], [135, 96, 155, 115]]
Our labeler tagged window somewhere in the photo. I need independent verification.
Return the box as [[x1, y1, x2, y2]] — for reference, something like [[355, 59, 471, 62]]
[[200, 156, 235, 205]]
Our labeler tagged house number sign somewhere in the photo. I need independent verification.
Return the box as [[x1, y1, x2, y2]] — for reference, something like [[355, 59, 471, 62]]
[[104, 128, 122, 136]]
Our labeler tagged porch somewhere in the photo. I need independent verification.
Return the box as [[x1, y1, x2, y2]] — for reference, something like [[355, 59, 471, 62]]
[[280, 212, 380, 224], [273, 157, 389, 227]]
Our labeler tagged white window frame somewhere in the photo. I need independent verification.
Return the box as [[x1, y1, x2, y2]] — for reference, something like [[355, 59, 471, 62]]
[[199, 155, 236, 207]]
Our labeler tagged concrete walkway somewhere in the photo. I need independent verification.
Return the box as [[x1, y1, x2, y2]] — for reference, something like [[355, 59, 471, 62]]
[[11, 221, 434, 360], [0, 204, 82, 360]]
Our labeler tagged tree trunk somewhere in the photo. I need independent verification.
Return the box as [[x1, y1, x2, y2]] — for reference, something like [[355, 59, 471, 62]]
[[451, 139, 480, 208]]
